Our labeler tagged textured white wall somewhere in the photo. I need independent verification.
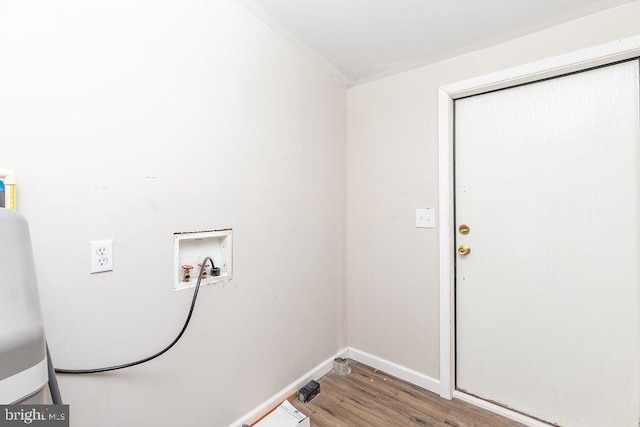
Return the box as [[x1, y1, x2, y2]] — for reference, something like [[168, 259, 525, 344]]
[[0, 1, 346, 426], [346, 1, 640, 380]]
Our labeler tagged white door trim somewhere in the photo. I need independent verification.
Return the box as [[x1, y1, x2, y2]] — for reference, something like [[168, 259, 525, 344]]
[[452, 391, 552, 427], [438, 35, 640, 412]]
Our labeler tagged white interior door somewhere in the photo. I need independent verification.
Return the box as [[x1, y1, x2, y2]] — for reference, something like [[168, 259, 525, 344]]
[[455, 60, 640, 427]]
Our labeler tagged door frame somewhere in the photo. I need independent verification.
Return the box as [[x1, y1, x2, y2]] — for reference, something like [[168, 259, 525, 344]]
[[437, 35, 640, 425]]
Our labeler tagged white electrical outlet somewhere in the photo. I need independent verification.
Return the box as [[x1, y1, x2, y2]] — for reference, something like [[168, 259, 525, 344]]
[[91, 240, 113, 274], [416, 208, 436, 228]]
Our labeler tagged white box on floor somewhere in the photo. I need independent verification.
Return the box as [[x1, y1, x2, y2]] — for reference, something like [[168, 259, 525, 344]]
[[253, 400, 309, 427]]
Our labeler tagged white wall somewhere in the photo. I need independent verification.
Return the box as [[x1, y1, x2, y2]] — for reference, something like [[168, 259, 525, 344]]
[[347, 1, 640, 380], [0, 1, 346, 426]]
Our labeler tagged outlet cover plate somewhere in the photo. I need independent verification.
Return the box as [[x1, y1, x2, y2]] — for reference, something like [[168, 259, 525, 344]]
[[416, 208, 435, 228], [91, 240, 113, 273]]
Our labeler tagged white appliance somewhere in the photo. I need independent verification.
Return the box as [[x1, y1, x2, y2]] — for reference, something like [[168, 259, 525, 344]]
[[0, 209, 50, 404]]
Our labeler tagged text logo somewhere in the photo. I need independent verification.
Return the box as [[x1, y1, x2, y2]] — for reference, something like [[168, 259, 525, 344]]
[[0, 406, 69, 426]]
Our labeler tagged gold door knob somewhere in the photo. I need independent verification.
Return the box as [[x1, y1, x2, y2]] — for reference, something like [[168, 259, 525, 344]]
[[458, 244, 471, 256], [458, 224, 470, 235]]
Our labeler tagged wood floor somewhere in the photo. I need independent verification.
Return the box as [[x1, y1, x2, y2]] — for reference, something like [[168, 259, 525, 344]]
[[288, 360, 525, 427]]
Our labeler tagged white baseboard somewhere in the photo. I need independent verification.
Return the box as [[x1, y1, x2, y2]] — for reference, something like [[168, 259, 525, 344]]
[[228, 347, 348, 427], [453, 391, 552, 427], [347, 347, 440, 394]]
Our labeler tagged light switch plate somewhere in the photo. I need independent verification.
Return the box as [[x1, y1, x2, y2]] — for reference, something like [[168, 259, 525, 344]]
[[416, 208, 435, 228]]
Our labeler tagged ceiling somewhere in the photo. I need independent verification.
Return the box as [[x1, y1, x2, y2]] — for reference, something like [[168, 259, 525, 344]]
[[238, 0, 635, 87]]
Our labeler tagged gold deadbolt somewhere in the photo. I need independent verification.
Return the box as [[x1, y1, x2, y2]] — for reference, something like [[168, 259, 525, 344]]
[[458, 244, 471, 256], [458, 224, 470, 235]]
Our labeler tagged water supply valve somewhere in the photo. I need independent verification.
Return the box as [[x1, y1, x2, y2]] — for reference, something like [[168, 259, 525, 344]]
[[181, 265, 194, 282], [198, 263, 210, 279]]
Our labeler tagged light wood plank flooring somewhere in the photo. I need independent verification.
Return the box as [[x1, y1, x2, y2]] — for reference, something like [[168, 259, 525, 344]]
[[288, 360, 525, 427]]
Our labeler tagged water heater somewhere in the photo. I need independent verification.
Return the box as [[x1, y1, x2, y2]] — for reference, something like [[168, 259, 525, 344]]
[[0, 209, 49, 404]]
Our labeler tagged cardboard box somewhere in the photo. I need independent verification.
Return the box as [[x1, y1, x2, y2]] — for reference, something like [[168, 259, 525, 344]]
[[253, 400, 310, 427]]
